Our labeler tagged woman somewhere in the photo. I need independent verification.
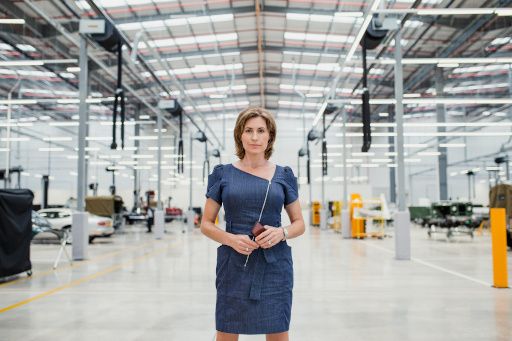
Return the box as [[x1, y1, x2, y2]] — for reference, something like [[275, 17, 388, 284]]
[[201, 107, 305, 341]]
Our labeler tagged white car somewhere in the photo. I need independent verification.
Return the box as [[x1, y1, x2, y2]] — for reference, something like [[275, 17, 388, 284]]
[[37, 208, 115, 243]]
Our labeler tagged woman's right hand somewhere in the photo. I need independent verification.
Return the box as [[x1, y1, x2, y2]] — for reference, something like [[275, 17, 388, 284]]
[[228, 234, 259, 255]]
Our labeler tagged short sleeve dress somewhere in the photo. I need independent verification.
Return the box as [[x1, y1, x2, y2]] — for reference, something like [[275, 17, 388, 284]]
[[205, 163, 299, 335]]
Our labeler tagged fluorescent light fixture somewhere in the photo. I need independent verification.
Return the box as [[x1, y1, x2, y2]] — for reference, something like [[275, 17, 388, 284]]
[[379, 112, 389, 117], [119, 14, 233, 31], [0, 60, 44, 67], [0, 59, 78, 66], [403, 93, 421, 98], [439, 143, 466, 148], [98, 155, 121, 159], [377, 57, 512, 64], [66, 67, 80, 72], [286, 12, 362, 23], [405, 143, 429, 148], [144, 63, 243, 77], [495, 8, 512, 16], [132, 154, 154, 159], [49, 122, 79, 127], [438, 63, 459, 68], [43, 137, 72, 142], [0, 148, 9, 152], [335, 11, 364, 17], [120, 147, 138, 151], [148, 146, 175, 150], [281, 62, 384, 74], [138, 33, 238, 50], [352, 152, 375, 156], [0, 19, 26, 24], [418, 151, 441, 156], [106, 166, 126, 171], [0, 99, 38, 105], [377, 8, 505, 16], [284, 32, 355, 44], [139, 115, 150, 119], [129, 136, 158, 140], [209, 94, 227, 99], [305, 93, 324, 98], [1, 137, 30, 142], [417, 8, 494, 15], [38, 147, 64, 152], [86, 137, 111, 141], [133, 166, 152, 170]]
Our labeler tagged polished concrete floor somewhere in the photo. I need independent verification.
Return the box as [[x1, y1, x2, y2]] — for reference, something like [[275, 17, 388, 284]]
[[1, 216, 511, 341]]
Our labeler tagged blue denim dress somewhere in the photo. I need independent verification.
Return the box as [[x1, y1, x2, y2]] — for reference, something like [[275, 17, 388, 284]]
[[205, 163, 298, 335]]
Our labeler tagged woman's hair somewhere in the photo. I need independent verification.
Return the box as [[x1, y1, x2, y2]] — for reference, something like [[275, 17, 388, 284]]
[[234, 107, 277, 160]]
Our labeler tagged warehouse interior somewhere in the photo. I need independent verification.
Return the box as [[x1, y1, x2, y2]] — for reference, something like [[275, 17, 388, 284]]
[[1, 0, 512, 340]]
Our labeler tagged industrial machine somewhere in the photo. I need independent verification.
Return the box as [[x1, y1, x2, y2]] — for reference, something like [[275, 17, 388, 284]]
[[421, 201, 481, 239]]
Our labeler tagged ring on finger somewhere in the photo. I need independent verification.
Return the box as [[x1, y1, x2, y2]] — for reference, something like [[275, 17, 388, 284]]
[[268, 240, 272, 245], [245, 247, 249, 252]]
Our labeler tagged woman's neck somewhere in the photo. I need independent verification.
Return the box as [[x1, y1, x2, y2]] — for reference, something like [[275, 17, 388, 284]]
[[240, 154, 268, 169]]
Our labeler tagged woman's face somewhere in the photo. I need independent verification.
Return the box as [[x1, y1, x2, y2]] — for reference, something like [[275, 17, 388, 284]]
[[241, 116, 270, 157]]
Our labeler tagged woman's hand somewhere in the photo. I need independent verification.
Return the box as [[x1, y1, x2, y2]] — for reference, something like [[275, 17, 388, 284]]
[[228, 234, 260, 255], [255, 226, 284, 249]]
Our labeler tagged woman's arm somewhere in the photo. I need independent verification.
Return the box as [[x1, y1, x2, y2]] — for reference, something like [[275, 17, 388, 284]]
[[283, 199, 306, 239], [200, 198, 259, 255], [255, 200, 305, 248]]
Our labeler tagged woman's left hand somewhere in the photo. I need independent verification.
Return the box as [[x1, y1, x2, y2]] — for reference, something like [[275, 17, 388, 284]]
[[255, 226, 283, 249]]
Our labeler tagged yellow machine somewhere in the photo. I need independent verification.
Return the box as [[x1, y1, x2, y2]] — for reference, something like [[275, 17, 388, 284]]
[[349, 193, 389, 239], [350, 194, 365, 238], [328, 201, 342, 231], [311, 201, 321, 226]]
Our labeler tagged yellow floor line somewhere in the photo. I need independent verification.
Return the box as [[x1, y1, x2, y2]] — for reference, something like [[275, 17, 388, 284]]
[[0, 242, 173, 314], [0, 240, 154, 288]]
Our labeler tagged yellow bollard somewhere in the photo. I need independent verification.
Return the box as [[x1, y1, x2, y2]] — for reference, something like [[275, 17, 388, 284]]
[[490, 208, 509, 288]]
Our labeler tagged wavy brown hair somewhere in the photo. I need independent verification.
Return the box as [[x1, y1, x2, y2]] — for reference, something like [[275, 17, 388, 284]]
[[234, 107, 277, 160]]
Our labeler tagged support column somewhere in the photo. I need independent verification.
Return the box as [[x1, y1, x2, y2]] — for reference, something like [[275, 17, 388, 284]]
[[5, 93, 11, 189], [341, 108, 351, 239], [186, 132, 194, 232], [154, 112, 164, 239], [393, 27, 411, 261], [133, 121, 140, 211], [388, 108, 396, 204], [320, 111, 327, 230], [72, 34, 89, 261], [436, 68, 448, 201]]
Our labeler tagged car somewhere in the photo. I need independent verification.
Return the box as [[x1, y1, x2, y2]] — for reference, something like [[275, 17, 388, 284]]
[[37, 208, 114, 243]]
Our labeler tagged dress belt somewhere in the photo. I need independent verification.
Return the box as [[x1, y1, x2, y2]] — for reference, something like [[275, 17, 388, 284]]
[[225, 221, 282, 301]]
